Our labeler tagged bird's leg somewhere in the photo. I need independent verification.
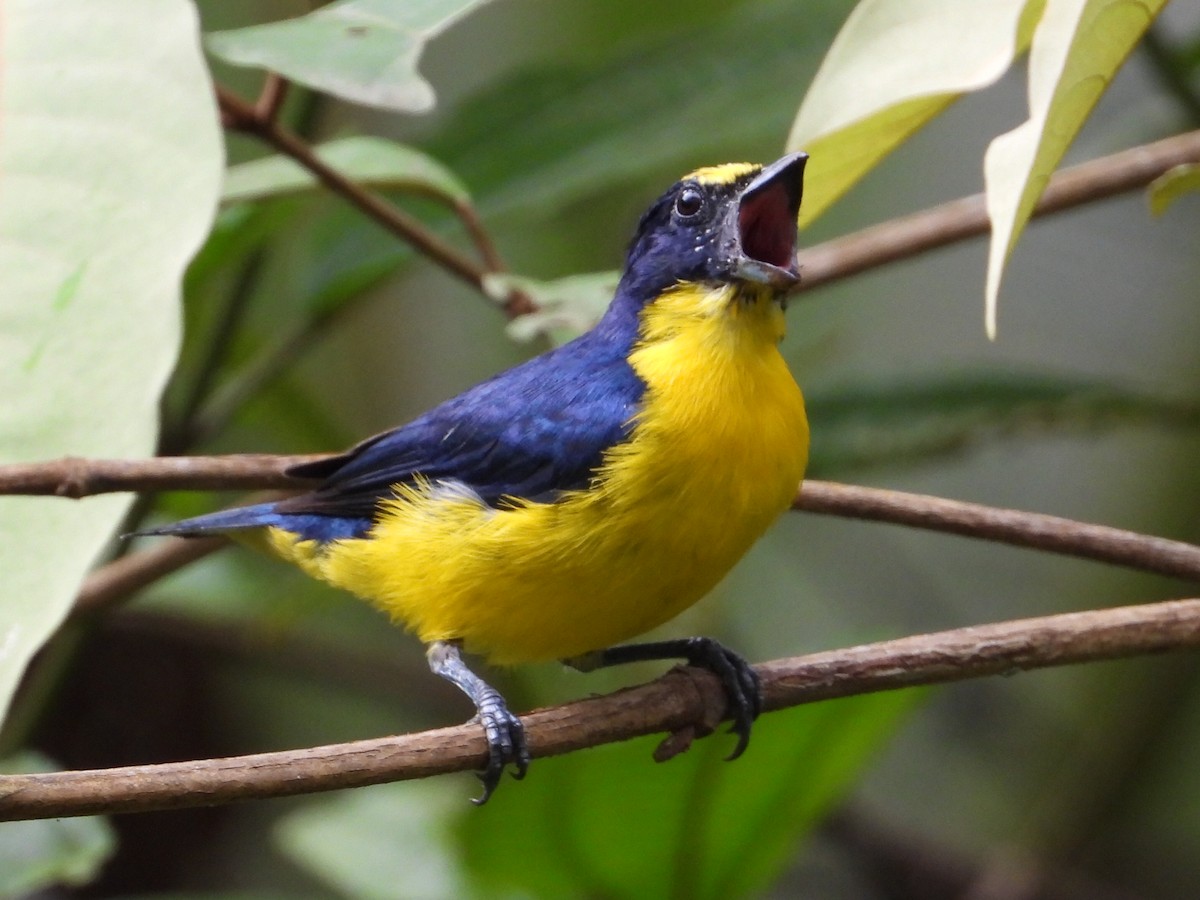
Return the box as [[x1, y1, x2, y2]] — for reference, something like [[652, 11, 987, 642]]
[[426, 640, 530, 804], [566, 637, 762, 759]]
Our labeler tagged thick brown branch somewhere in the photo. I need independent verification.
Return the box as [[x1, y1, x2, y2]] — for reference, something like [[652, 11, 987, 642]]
[[2, 598, 1196, 821], [795, 128, 1200, 291]]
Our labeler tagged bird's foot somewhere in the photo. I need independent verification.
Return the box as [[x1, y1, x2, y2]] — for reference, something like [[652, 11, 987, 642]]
[[676, 636, 761, 759], [471, 687, 530, 805]]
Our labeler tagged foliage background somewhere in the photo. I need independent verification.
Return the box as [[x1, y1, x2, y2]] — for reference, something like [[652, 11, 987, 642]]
[[2, 0, 1199, 896]]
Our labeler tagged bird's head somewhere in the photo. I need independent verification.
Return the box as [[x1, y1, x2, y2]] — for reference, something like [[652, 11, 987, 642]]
[[619, 152, 808, 305]]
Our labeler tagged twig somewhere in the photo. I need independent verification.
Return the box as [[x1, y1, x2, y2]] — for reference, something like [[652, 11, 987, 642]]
[[215, 85, 537, 317], [74, 538, 228, 616], [794, 129, 1200, 292], [1, 597, 1196, 821]]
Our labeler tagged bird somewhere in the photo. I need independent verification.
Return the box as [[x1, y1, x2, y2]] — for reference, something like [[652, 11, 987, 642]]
[[141, 152, 811, 803]]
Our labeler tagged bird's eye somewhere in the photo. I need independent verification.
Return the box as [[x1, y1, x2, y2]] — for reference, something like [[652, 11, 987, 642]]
[[674, 186, 704, 219]]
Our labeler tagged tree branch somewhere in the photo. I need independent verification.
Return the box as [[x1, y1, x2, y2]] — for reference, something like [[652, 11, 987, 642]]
[[5, 455, 1194, 591], [2, 597, 1196, 821], [794, 482, 1200, 583], [794, 128, 1200, 292]]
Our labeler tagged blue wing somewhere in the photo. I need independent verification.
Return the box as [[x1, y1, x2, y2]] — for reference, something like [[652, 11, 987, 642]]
[[270, 330, 645, 537]]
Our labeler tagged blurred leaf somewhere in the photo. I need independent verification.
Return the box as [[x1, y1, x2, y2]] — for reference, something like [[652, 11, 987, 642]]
[[487, 270, 620, 345], [1148, 162, 1200, 216], [0, 752, 115, 894], [462, 692, 914, 899], [0, 0, 221, 723], [788, 0, 1037, 227], [275, 780, 466, 900], [222, 136, 470, 205], [983, 0, 1167, 337], [429, 0, 845, 221], [206, 0, 492, 113], [806, 372, 1200, 476]]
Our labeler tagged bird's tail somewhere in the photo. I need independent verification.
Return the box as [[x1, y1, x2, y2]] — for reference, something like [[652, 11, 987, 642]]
[[132, 501, 286, 538]]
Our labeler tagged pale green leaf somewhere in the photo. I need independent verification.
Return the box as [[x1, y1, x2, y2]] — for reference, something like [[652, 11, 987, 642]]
[[275, 780, 466, 900], [486, 271, 620, 345], [0, 753, 115, 894], [787, 0, 1038, 227], [0, 0, 222, 722], [222, 136, 470, 205], [206, 0, 491, 113], [1148, 162, 1200, 216], [983, 0, 1167, 337]]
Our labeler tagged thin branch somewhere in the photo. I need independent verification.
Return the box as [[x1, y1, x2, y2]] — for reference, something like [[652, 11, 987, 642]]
[[254, 72, 289, 123], [215, 86, 537, 317], [0, 454, 310, 498], [74, 537, 228, 616], [793, 482, 1200, 584], [794, 129, 1200, 292], [4, 457, 1195, 590], [1, 597, 1196, 821]]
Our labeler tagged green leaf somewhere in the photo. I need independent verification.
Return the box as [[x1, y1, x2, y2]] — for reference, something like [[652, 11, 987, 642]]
[[486, 271, 620, 345], [0, 0, 222, 723], [984, 0, 1168, 337], [462, 692, 915, 899], [274, 780, 467, 900], [0, 753, 115, 894], [805, 372, 1200, 476], [1148, 162, 1200, 216], [787, 0, 1038, 227], [428, 0, 845, 221], [222, 136, 470, 206], [206, 0, 492, 113]]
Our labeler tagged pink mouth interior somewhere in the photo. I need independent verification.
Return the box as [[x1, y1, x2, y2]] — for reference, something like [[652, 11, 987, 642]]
[[738, 181, 796, 269]]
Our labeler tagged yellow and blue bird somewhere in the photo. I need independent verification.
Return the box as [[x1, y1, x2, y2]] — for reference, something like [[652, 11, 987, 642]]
[[144, 153, 810, 802]]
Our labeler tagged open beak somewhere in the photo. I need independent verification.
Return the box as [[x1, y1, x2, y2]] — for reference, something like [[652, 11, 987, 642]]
[[734, 152, 807, 289]]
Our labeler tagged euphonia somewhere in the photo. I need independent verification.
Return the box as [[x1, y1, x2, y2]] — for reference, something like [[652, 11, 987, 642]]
[[143, 153, 810, 802]]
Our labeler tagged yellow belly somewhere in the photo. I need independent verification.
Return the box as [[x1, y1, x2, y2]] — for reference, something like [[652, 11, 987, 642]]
[[270, 284, 808, 664]]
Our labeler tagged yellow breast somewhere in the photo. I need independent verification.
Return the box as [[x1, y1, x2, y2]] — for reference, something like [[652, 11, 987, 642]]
[[271, 283, 808, 664]]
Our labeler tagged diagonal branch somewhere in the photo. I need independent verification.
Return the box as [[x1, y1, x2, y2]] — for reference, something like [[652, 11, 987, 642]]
[[216, 85, 536, 317], [2, 597, 1197, 821]]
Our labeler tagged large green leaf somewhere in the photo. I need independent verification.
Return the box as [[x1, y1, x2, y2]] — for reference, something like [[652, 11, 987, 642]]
[[461, 693, 914, 899], [787, 0, 1038, 227], [206, 0, 492, 113], [428, 0, 845, 221], [0, 0, 222, 722], [983, 0, 1168, 336]]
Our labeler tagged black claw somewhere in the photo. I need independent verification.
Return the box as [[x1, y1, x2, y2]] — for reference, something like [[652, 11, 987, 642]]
[[472, 698, 530, 805], [680, 637, 762, 760]]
